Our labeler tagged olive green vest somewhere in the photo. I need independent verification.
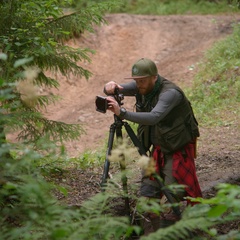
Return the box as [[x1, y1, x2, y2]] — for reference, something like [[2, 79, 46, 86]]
[[136, 76, 200, 153]]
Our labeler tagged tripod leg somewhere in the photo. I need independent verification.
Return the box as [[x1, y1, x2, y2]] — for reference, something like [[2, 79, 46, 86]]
[[101, 117, 130, 218], [124, 122, 147, 156], [101, 123, 116, 190]]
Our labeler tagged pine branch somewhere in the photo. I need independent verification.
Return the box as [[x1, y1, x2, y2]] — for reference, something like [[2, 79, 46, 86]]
[[0, 0, 111, 147], [31, 47, 94, 80], [37, 73, 60, 88], [36, 95, 60, 109], [17, 114, 84, 143]]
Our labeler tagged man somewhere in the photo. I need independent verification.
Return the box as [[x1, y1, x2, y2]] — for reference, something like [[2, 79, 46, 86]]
[[104, 58, 202, 233]]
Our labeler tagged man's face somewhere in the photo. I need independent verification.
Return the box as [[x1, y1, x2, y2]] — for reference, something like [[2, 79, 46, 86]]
[[134, 76, 157, 95]]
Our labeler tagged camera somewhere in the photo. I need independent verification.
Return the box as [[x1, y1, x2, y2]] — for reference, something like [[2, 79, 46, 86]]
[[95, 96, 109, 113], [95, 88, 124, 114]]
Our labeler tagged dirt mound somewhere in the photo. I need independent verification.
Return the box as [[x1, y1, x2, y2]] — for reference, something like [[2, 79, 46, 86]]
[[45, 13, 240, 201], [44, 13, 239, 156]]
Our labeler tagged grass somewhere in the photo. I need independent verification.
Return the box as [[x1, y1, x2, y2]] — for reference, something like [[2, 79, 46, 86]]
[[75, 0, 239, 15], [187, 23, 240, 127], [111, 0, 239, 15]]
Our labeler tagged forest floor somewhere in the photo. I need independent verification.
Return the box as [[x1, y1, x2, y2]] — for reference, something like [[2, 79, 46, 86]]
[[44, 13, 240, 237]]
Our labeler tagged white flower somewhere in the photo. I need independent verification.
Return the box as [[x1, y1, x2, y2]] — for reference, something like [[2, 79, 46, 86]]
[[16, 66, 41, 107], [137, 156, 155, 176]]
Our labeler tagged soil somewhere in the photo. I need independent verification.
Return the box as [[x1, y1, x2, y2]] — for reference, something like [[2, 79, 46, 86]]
[[44, 14, 240, 236]]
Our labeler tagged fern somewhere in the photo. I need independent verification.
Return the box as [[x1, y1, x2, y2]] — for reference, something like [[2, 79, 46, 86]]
[[140, 217, 211, 240]]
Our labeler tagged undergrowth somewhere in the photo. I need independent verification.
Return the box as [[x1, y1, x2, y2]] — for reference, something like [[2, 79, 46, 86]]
[[187, 23, 240, 127], [1, 1, 240, 239], [116, 0, 239, 15], [76, 0, 240, 15]]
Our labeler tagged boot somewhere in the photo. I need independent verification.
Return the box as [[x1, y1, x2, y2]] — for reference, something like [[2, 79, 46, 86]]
[[142, 212, 161, 236], [159, 209, 181, 228]]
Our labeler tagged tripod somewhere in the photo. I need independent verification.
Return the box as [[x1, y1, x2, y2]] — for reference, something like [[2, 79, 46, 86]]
[[100, 114, 182, 219], [100, 114, 145, 217]]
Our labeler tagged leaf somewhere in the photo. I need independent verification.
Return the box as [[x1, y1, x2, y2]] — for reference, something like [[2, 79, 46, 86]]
[[14, 57, 34, 68], [0, 53, 7, 60], [57, 185, 68, 197], [207, 205, 228, 218]]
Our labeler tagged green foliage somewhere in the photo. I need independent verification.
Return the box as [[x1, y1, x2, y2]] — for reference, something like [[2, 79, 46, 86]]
[[0, 85, 133, 240], [99, 143, 240, 239], [0, 56, 83, 146], [187, 183, 240, 239], [66, 0, 121, 11], [188, 23, 240, 126], [137, 183, 240, 240], [1, 1, 240, 239], [0, 2, 137, 239], [0, 0, 117, 144], [57, 149, 106, 170], [1, 128, 240, 240], [110, 0, 239, 15], [0, 146, 134, 240]]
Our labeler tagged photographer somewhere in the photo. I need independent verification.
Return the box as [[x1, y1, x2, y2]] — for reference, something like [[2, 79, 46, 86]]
[[103, 58, 202, 234]]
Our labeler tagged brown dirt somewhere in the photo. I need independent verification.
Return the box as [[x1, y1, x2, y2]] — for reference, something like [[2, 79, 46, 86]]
[[45, 13, 239, 155], [44, 13, 240, 236]]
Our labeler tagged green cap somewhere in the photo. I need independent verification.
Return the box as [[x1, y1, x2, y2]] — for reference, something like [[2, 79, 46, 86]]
[[125, 58, 158, 79]]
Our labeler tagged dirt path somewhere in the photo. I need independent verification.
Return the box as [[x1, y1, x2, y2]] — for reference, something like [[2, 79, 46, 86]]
[[45, 14, 240, 205], [45, 13, 238, 155]]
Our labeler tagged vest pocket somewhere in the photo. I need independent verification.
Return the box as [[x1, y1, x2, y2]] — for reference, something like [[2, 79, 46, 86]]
[[158, 122, 192, 153]]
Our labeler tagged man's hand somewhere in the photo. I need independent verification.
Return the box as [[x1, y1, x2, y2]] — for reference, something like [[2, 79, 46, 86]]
[[106, 96, 120, 116], [104, 81, 123, 95]]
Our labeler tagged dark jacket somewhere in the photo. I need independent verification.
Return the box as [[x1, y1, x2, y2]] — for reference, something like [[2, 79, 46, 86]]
[[136, 76, 199, 153]]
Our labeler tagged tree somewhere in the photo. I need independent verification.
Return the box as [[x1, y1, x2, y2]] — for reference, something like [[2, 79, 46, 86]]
[[0, 0, 118, 148]]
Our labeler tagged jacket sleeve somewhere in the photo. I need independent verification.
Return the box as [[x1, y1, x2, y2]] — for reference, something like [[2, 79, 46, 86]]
[[120, 81, 138, 96], [124, 89, 183, 125], [103, 81, 137, 96]]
